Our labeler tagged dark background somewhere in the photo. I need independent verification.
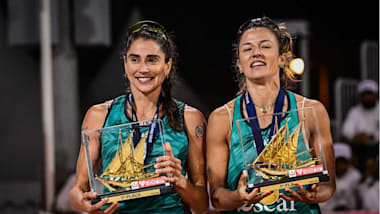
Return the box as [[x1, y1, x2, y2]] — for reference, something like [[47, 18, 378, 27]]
[[79, 1, 379, 116], [0, 0, 378, 211]]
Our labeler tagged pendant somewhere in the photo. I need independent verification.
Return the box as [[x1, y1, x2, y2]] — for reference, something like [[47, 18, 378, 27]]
[[259, 107, 267, 113]]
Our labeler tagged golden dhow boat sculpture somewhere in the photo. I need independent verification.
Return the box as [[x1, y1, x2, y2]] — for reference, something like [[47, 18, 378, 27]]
[[251, 119, 318, 180], [96, 130, 159, 191]]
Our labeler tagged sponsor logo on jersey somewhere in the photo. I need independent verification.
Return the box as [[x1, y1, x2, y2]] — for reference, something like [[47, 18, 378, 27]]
[[238, 198, 297, 213]]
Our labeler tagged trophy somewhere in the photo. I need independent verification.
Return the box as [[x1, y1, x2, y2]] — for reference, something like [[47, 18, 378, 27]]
[[237, 107, 329, 205], [82, 119, 173, 204]]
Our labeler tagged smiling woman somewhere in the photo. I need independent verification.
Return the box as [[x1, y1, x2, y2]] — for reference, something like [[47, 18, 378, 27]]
[[124, 39, 171, 102], [233, 17, 295, 94], [69, 20, 209, 214], [206, 17, 336, 214], [121, 21, 181, 131]]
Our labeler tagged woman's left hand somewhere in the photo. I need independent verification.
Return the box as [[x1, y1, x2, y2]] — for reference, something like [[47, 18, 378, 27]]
[[154, 142, 186, 188], [280, 183, 318, 203]]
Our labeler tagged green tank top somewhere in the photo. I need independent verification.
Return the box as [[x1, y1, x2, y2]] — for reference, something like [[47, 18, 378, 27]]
[[223, 91, 320, 214], [101, 95, 190, 214]]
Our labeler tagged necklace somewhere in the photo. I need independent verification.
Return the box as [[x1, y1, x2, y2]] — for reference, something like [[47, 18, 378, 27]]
[[255, 103, 275, 113]]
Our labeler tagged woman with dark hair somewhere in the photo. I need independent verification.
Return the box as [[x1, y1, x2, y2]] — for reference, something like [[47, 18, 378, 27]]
[[206, 17, 335, 213], [69, 21, 209, 214]]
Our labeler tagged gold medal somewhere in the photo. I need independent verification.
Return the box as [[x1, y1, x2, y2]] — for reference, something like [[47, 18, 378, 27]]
[[260, 190, 279, 205]]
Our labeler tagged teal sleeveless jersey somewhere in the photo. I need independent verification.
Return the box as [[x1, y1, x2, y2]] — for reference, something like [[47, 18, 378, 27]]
[[223, 91, 320, 214], [102, 95, 189, 214]]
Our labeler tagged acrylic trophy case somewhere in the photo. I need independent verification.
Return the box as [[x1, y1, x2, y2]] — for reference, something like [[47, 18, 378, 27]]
[[82, 119, 173, 204], [237, 107, 329, 205]]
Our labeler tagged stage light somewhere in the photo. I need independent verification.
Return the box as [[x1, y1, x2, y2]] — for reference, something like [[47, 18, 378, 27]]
[[289, 58, 304, 75]]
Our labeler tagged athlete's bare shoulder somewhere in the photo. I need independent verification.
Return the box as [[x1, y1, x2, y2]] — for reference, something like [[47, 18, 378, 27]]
[[184, 105, 205, 122], [209, 97, 237, 120], [207, 97, 239, 142], [292, 92, 330, 127], [293, 93, 326, 111], [82, 101, 112, 132]]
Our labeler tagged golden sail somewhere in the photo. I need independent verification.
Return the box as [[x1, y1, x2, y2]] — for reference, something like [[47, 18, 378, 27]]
[[254, 119, 289, 164], [97, 130, 159, 191], [251, 120, 317, 180]]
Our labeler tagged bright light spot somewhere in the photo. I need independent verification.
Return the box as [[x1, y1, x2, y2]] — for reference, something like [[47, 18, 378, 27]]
[[289, 58, 304, 75]]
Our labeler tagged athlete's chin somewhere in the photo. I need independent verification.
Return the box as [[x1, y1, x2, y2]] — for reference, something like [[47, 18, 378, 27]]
[[246, 72, 278, 83], [246, 75, 270, 84], [136, 85, 162, 95]]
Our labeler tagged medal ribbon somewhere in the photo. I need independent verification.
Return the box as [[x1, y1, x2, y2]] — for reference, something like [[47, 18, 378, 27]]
[[244, 88, 285, 155], [127, 93, 161, 160]]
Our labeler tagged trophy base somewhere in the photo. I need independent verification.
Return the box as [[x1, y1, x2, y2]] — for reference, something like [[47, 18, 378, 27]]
[[92, 183, 173, 204], [247, 171, 329, 193]]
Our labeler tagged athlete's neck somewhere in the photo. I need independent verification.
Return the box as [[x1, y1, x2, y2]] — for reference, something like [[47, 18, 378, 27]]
[[129, 87, 162, 121], [246, 79, 280, 107]]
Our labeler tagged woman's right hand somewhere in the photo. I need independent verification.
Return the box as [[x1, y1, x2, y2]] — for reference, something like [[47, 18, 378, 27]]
[[235, 170, 273, 205], [69, 187, 120, 214]]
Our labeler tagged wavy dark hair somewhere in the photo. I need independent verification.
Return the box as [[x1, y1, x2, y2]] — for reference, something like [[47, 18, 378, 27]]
[[121, 21, 182, 131], [233, 17, 297, 95]]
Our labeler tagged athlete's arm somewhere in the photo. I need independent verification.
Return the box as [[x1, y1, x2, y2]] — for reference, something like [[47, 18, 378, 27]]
[[68, 103, 119, 213], [182, 106, 209, 213], [207, 105, 269, 211], [154, 106, 209, 214]]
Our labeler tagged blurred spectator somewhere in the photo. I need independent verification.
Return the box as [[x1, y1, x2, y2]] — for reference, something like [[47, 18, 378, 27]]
[[342, 79, 379, 144], [342, 79, 379, 170], [358, 156, 379, 212], [320, 143, 362, 212]]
